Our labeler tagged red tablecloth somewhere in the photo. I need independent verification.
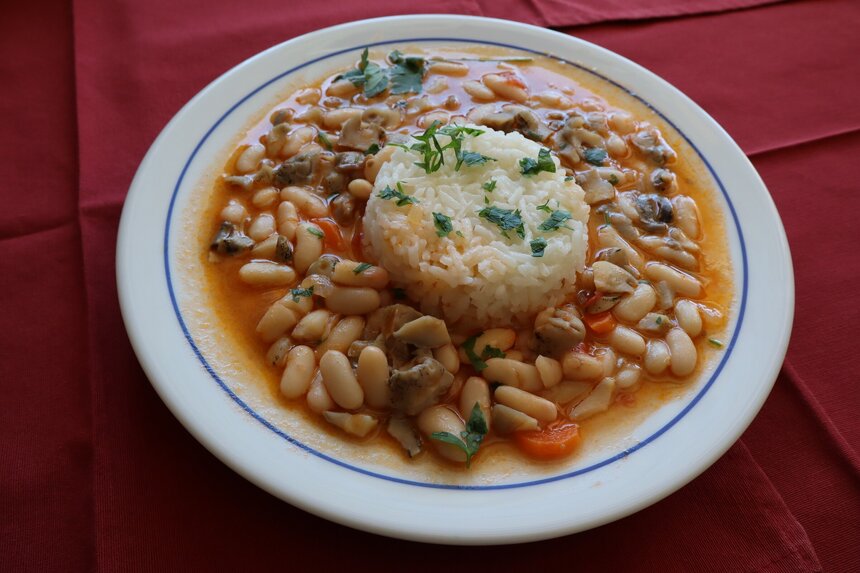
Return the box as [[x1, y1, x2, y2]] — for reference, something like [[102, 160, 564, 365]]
[[2, 0, 858, 571]]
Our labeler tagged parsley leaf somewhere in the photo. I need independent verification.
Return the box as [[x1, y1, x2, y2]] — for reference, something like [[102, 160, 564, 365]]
[[353, 262, 372, 274], [482, 179, 496, 192], [520, 148, 556, 176], [378, 182, 419, 206], [290, 286, 313, 303], [430, 403, 488, 468], [564, 175, 574, 182], [477, 206, 525, 239], [538, 209, 573, 232], [336, 47, 389, 98], [536, 199, 552, 213], [463, 335, 488, 371], [388, 50, 426, 95], [708, 338, 724, 348], [432, 212, 454, 237], [364, 143, 380, 156], [583, 147, 608, 166], [482, 345, 506, 359], [307, 226, 325, 239], [459, 151, 496, 167], [530, 237, 548, 257]]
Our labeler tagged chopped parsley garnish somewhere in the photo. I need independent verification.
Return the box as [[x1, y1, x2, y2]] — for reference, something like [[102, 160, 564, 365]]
[[519, 148, 556, 176], [307, 226, 325, 239], [387, 50, 426, 95], [708, 338, 724, 348], [430, 403, 488, 468], [317, 132, 333, 151], [482, 179, 497, 192], [530, 237, 548, 257], [407, 122, 488, 174], [364, 143, 380, 156], [290, 286, 313, 303], [483, 196, 489, 204], [536, 199, 552, 213], [463, 335, 488, 371], [564, 175, 574, 182], [477, 206, 525, 239], [455, 230, 464, 237], [336, 48, 388, 98], [378, 182, 419, 206], [538, 209, 573, 232], [352, 262, 372, 274], [482, 346, 506, 359], [432, 212, 454, 237], [608, 173, 620, 185], [583, 147, 608, 166]]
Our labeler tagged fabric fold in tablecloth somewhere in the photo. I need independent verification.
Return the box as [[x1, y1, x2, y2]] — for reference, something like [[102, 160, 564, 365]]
[[3, 0, 859, 570]]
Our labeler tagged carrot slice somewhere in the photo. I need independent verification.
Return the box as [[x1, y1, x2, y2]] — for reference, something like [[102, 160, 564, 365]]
[[583, 311, 616, 335], [310, 218, 346, 252], [514, 422, 582, 460]]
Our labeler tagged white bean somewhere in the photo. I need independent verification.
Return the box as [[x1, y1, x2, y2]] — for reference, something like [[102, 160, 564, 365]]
[[459, 376, 491, 423], [326, 79, 360, 98], [238, 261, 296, 287], [323, 107, 362, 130], [569, 377, 615, 421], [597, 225, 645, 270], [357, 346, 390, 409], [433, 344, 460, 374], [535, 355, 563, 388], [598, 347, 618, 377], [462, 80, 495, 101], [675, 299, 703, 337], [561, 351, 603, 380], [306, 372, 334, 413], [291, 309, 332, 343], [667, 327, 697, 377], [294, 223, 324, 274], [616, 364, 642, 390], [608, 326, 646, 356], [251, 186, 278, 209], [266, 336, 293, 368], [317, 316, 365, 356], [247, 213, 275, 241], [645, 263, 702, 297], [613, 283, 657, 323], [236, 143, 265, 173], [482, 358, 542, 392], [364, 145, 396, 183], [482, 73, 528, 102], [429, 60, 469, 76], [535, 90, 572, 109], [475, 328, 516, 356], [220, 201, 247, 225], [319, 350, 364, 410], [540, 380, 592, 405], [495, 385, 557, 423], [609, 111, 636, 134], [417, 406, 468, 462], [606, 133, 628, 157], [280, 345, 316, 399], [673, 195, 701, 239], [276, 201, 299, 240], [325, 286, 380, 315], [256, 303, 299, 343], [331, 260, 389, 288], [644, 340, 671, 375], [323, 411, 377, 437], [280, 186, 328, 218], [295, 88, 321, 105], [347, 178, 373, 201], [492, 404, 539, 435], [282, 126, 316, 158]]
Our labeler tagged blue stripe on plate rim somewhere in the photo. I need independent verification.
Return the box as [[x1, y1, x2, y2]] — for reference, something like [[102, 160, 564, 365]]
[[162, 37, 749, 490]]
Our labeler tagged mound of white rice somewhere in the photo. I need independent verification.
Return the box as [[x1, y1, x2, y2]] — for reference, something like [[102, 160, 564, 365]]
[[364, 124, 589, 329]]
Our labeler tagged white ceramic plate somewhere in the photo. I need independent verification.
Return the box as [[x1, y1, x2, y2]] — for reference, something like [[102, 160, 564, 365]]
[[117, 15, 793, 544]]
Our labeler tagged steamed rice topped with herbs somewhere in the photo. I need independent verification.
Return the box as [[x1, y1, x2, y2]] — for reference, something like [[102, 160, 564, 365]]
[[364, 124, 589, 328]]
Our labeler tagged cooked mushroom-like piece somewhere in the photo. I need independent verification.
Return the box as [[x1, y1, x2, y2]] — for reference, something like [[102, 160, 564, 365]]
[[389, 356, 454, 416], [330, 193, 357, 226], [273, 150, 322, 186], [387, 417, 422, 457], [471, 104, 552, 142], [650, 168, 676, 193], [393, 315, 451, 348], [305, 254, 340, 278], [634, 193, 674, 232], [577, 168, 616, 205], [631, 128, 676, 166], [592, 261, 638, 294], [533, 304, 587, 358], [338, 115, 385, 152], [637, 312, 672, 334], [210, 222, 254, 255], [334, 151, 365, 174]]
